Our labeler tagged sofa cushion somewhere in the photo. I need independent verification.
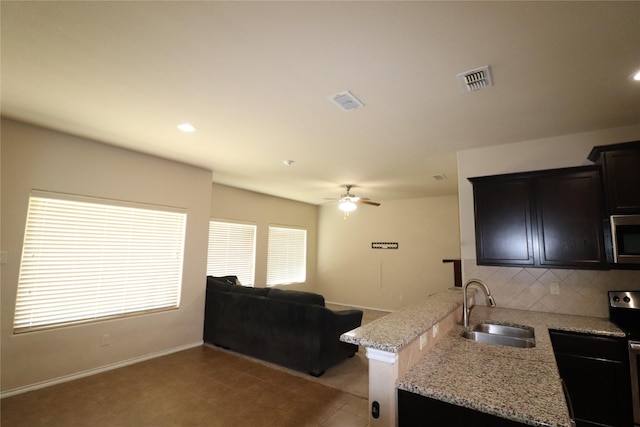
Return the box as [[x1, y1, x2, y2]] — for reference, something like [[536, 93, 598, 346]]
[[267, 288, 325, 306], [206, 276, 234, 292], [211, 275, 239, 285], [229, 286, 271, 297]]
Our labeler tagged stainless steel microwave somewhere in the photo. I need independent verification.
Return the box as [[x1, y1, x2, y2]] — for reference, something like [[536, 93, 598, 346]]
[[610, 215, 640, 264]]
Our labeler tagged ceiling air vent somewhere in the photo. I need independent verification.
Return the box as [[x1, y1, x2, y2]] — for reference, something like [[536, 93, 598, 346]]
[[457, 66, 493, 93], [330, 90, 364, 111]]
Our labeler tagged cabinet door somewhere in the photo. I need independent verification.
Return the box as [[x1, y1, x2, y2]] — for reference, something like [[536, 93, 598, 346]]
[[602, 149, 640, 214], [550, 331, 633, 427], [472, 178, 535, 266], [398, 389, 528, 426], [555, 353, 630, 427], [535, 169, 606, 268]]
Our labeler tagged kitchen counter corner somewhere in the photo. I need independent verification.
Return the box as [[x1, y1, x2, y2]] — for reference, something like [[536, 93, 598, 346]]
[[397, 306, 624, 427]]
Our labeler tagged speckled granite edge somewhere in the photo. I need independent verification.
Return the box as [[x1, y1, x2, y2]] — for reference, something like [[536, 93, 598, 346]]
[[340, 289, 464, 352]]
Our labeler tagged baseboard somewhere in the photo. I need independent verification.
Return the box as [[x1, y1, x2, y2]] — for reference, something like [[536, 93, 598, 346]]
[[325, 301, 393, 313], [0, 341, 203, 399]]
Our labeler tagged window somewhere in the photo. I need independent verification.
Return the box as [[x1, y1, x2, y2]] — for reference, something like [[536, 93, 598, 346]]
[[266, 226, 307, 286], [13, 191, 186, 333], [207, 220, 256, 286]]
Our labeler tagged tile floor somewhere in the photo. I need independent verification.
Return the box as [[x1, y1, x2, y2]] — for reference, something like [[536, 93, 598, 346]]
[[1, 345, 369, 427], [1, 305, 388, 427]]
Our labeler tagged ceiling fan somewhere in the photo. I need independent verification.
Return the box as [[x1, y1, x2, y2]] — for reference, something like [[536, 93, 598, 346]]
[[327, 185, 381, 214]]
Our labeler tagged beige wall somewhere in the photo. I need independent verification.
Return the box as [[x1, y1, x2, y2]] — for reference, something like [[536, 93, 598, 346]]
[[4, 115, 638, 394], [457, 124, 640, 317], [1, 119, 212, 393], [316, 196, 461, 311], [210, 183, 318, 291]]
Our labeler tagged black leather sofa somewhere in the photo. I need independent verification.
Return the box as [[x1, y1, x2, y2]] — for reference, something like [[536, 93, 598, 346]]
[[203, 276, 363, 377]]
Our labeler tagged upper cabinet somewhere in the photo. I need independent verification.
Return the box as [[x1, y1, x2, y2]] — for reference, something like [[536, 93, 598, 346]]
[[588, 140, 640, 215], [470, 165, 607, 269], [471, 176, 535, 266]]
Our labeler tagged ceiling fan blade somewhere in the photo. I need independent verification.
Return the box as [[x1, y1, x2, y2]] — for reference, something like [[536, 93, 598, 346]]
[[357, 199, 381, 206]]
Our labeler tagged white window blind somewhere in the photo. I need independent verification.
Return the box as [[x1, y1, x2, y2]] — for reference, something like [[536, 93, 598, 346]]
[[266, 226, 307, 286], [207, 220, 256, 286], [14, 191, 186, 333]]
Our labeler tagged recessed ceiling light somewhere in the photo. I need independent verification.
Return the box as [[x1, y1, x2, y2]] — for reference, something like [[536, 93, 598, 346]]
[[177, 123, 196, 133], [632, 70, 640, 81], [283, 160, 295, 166]]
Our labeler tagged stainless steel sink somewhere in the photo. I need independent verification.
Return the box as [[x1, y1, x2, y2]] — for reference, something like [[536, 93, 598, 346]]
[[461, 322, 536, 348], [473, 322, 534, 339]]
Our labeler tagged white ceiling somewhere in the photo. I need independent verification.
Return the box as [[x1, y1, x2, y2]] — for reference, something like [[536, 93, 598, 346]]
[[2, 1, 639, 205]]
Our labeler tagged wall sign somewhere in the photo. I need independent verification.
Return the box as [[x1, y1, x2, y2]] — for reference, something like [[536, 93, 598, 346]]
[[371, 242, 399, 249]]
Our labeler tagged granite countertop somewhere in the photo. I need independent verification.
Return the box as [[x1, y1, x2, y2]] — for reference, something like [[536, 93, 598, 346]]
[[397, 305, 624, 427], [340, 289, 464, 352]]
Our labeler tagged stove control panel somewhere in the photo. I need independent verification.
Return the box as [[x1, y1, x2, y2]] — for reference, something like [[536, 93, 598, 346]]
[[609, 291, 640, 309]]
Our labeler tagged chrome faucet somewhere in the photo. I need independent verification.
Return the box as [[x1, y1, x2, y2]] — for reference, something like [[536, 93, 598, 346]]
[[462, 279, 496, 328]]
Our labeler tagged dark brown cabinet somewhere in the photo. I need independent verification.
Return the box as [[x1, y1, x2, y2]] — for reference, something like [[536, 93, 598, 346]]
[[398, 389, 528, 426], [588, 140, 640, 215], [549, 330, 633, 427], [535, 169, 606, 267], [470, 165, 607, 269], [472, 177, 535, 266]]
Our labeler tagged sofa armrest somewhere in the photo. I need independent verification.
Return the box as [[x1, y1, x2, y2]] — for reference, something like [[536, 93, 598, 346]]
[[332, 309, 363, 334]]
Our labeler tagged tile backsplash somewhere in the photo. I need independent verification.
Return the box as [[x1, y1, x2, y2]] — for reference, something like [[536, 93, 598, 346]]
[[463, 259, 640, 318]]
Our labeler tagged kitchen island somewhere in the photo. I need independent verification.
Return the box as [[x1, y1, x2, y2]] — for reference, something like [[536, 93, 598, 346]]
[[341, 289, 468, 426], [342, 290, 624, 427]]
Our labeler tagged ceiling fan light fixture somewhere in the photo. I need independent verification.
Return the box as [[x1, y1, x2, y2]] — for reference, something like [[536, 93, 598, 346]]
[[338, 200, 358, 212]]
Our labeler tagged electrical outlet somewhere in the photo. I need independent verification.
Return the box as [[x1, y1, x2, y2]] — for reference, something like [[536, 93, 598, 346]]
[[432, 323, 439, 338], [0, 251, 7, 264], [419, 332, 428, 350], [101, 333, 110, 347], [550, 282, 560, 295]]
